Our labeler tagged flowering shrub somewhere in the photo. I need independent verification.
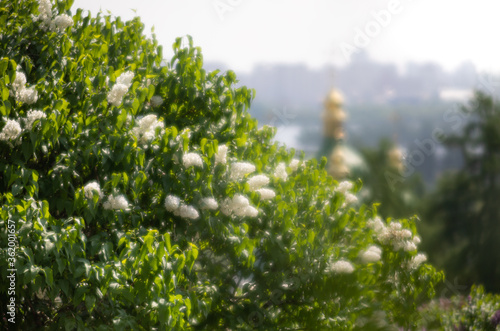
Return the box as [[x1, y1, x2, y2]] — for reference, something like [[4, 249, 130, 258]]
[[417, 286, 500, 330], [0, 0, 442, 329]]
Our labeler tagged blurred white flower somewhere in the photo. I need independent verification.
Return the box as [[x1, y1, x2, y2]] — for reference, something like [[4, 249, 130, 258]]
[[164, 195, 180, 212], [107, 72, 134, 107], [404, 241, 417, 252], [401, 229, 413, 238], [247, 175, 269, 190], [12, 71, 26, 92], [52, 14, 73, 31], [83, 181, 101, 200], [367, 217, 386, 234], [200, 197, 218, 210], [103, 194, 130, 211], [274, 162, 287, 181], [336, 181, 353, 195], [38, 0, 52, 17], [116, 71, 134, 86], [409, 253, 427, 269], [221, 194, 258, 217], [289, 159, 302, 172], [16, 87, 38, 104], [389, 222, 402, 230], [0, 119, 22, 141], [25, 110, 46, 129], [378, 222, 416, 251], [360, 246, 382, 264], [182, 152, 203, 168], [107, 84, 128, 107], [412, 236, 421, 245], [255, 188, 276, 200], [230, 162, 255, 180], [177, 204, 199, 220], [215, 145, 228, 165], [150, 95, 163, 107], [37, 0, 53, 29], [132, 114, 164, 143], [344, 193, 358, 205], [328, 260, 354, 274], [242, 205, 258, 217]]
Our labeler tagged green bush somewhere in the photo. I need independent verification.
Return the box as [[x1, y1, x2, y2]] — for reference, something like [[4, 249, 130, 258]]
[[0, 0, 442, 329], [417, 285, 500, 330]]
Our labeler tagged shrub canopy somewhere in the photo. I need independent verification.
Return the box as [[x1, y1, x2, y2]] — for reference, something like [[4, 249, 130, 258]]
[[0, 0, 442, 329]]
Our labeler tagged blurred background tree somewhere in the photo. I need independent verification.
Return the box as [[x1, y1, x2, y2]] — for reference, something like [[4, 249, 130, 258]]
[[420, 91, 500, 293], [358, 138, 425, 220]]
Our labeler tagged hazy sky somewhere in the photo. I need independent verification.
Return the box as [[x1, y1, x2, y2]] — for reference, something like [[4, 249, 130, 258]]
[[72, 0, 500, 74]]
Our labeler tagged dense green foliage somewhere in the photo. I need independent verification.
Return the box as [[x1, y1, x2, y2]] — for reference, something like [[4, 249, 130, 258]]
[[417, 285, 500, 330], [0, 0, 442, 329], [422, 91, 500, 293]]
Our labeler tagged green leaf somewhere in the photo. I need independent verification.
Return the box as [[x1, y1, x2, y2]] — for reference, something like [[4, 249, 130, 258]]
[[44, 267, 54, 287], [74, 286, 88, 306], [116, 108, 127, 129], [131, 98, 140, 114], [148, 84, 155, 100], [85, 294, 97, 313], [2, 87, 9, 101]]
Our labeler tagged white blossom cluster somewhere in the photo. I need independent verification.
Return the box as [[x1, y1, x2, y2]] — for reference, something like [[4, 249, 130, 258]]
[[0, 119, 22, 142], [35, 0, 53, 29], [12, 71, 26, 92], [367, 217, 385, 233], [12, 70, 38, 105], [150, 95, 163, 107], [230, 162, 255, 180], [247, 175, 269, 190], [408, 253, 427, 269], [51, 14, 73, 32], [246, 174, 275, 200], [182, 153, 203, 168], [131, 114, 164, 144], [376, 221, 420, 252], [116, 71, 134, 87], [215, 145, 228, 165], [103, 194, 130, 211], [164, 195, 199, 220], [35, 0, 73, 31], [335, 180, 358, 206], [16, 87, 39, 104], [164, 195, 180, 212], [336, 181, 353, 194], [359, 245, 382, 264], [274, 162, 287, 181], [328, 260, 355, 274], [365, 217, 427, 268], [107, 71, 134, 106], [177, 204, 200, 220], [221, 194, 258, 218], [83, 181, 101, 200], [255, 188, 276, 200], [200, 197, 218, 210], [25, 110, 46, 129], [289, 159, 302, 172]]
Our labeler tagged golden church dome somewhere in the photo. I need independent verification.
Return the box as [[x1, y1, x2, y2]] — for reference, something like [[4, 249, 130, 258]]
[[325, 89, 344, 109], [387, 146, 404, 173], [322, 89, 346, 139], [328, 145, 349, 179]]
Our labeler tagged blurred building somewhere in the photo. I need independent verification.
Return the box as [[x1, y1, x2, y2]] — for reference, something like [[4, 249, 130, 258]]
[[317, 88, 365, 180]]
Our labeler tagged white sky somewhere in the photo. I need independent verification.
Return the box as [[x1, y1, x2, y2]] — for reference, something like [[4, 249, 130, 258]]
[[72, 0, 500, 74]]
